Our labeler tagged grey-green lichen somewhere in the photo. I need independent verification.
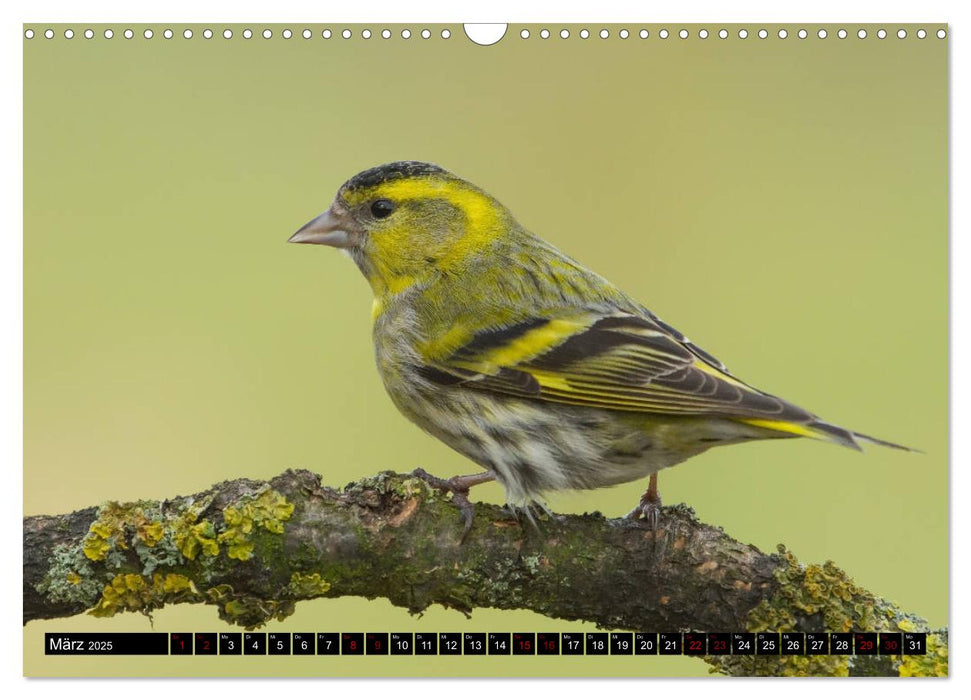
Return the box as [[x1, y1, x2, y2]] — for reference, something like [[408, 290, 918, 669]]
[[706, 546, 947, 677], [521, 554, 542, 576], [451, 552, 548, 612], [36, 543, 102, 608], [344, 471, 427, 501]]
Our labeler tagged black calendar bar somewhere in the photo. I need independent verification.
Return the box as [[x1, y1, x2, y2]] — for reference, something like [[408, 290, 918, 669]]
[[45, 633, 168, 655], [44, 631, 928, 656]]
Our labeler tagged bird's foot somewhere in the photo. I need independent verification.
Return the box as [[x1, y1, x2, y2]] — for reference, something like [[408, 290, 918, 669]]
[[504, 500, 553, 531], [625, 474, 662, 529], [410, 468, 485, 542], [410, 467, 456, 494], [625, 498, 662, 529]]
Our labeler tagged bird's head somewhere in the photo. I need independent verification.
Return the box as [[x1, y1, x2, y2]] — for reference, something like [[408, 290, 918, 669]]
[[290, 161, 511, 296]]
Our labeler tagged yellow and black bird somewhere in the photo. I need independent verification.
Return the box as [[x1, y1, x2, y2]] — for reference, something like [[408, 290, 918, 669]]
[[289, 161, 909, 533]]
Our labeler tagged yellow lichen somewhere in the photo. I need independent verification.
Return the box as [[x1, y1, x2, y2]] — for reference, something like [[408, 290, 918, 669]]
[[89, 573, 153, 617], [743, 550, 888, 638], [88, 572, 203, 619], [898, 633, 948, 677], [82, 502, 166, 561], [225, 540, 255, 561], [708, 547, 933, 677], [287, 572, 332, 597], [157, 573, 197, 595], [217, 489, 294, 561], [75, 489, 291, 567], [224, 600, 249, 618], [57, 486, 300, 625], [136, 520, 165, 547], [82, 521, 116, 561], [174, 519, 220, 560], [82, 538, 110, 562]]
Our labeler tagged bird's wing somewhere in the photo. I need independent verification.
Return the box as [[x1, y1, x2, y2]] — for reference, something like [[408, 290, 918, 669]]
[[416, 309, 816, 423]]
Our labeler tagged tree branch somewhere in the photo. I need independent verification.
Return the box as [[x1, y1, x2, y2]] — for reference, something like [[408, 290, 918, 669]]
[[23, 469, 946, 677]]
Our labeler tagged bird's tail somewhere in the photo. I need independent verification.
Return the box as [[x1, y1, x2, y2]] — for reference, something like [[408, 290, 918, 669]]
[[740, 417, 916, 452]]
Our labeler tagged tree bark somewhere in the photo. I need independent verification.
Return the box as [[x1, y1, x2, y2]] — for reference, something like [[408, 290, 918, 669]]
[[23, 468, 947, 677]]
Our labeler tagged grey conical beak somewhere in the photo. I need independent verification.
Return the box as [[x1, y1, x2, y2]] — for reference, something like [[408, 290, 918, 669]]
[[288, 208, 355, 248]]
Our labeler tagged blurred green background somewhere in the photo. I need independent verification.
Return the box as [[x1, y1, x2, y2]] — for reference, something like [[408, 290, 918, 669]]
[[24, 23, 947, 677]]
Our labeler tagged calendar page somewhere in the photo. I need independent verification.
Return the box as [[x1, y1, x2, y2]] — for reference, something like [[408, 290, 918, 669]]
[[23, 21, 948, 677]]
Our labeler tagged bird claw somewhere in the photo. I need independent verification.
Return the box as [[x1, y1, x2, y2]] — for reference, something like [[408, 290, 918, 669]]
[[454, 494, 476, 544], [410, 467, 453, 493], [504, 501, 542, 531], [625, 493, 662, 529], [410, 468, 477, 542]]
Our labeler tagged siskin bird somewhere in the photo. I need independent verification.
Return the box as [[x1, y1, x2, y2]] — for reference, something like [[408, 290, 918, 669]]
[[289, 161, 910, 534]]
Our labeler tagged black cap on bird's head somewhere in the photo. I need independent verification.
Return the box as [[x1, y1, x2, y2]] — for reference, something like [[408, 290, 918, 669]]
[[339, 161, 450, 194]]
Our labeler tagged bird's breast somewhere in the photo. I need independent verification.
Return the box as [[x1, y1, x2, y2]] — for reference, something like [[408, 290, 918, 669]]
[[370, 300, 432, 400]]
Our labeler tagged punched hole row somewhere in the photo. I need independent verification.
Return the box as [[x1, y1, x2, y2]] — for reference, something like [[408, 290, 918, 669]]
[[24, 26, 947, 42]]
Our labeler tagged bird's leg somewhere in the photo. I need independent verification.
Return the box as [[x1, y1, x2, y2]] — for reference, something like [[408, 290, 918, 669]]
[[410, 468, 495, 541], [626, 473, 662, 529]]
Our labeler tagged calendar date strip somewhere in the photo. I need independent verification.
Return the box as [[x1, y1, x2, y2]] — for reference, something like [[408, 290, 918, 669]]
[[45, 631, 929, 657]]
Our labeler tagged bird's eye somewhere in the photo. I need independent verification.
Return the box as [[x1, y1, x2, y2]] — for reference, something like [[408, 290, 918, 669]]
[[370, 199, 395, 219]]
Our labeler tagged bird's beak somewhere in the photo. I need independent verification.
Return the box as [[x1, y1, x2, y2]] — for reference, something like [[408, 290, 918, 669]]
[[288, 207, 356, 248]]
